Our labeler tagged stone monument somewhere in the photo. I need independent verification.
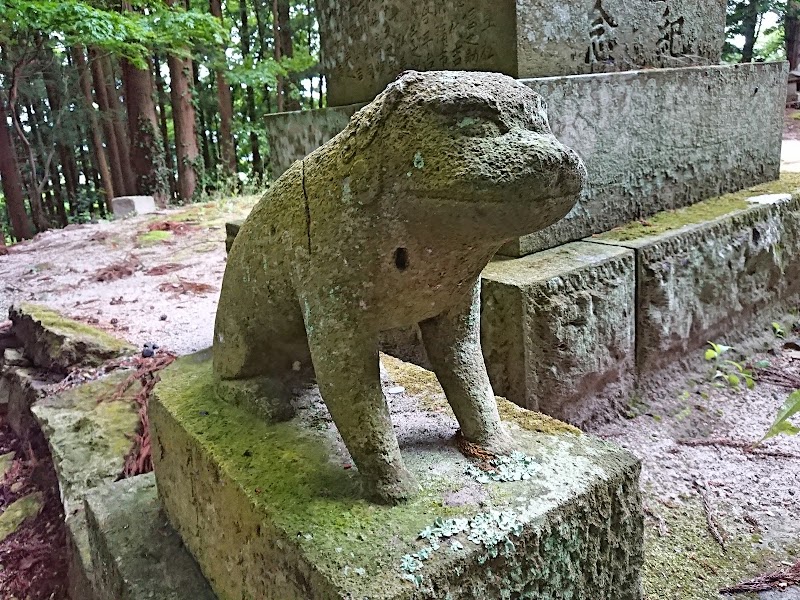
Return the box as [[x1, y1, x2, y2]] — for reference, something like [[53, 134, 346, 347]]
[[214, 70, 586, 503], [261, 0, 786, 423]]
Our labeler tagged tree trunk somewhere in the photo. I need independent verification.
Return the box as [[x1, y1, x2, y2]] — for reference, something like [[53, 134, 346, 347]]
[[740, 1, 759, 63], [788, 1, 800, 71], [74, 46, 116, 211], [121, 56, 169, 205], [153, 53, 177, 200], [103, 55, 136, 194], [0, 101, 33, 240], [239, 0, 264, 180], [209, 0, 237, 176], [167, 50, 202, 202], [273, 0, 299, 110], [89, 48, 127, 197], [43, 56, 79, 212]]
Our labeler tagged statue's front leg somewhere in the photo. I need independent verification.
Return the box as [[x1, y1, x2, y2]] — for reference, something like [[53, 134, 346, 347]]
[[419, 279, 512, 454], [303, 300, 419, 504]]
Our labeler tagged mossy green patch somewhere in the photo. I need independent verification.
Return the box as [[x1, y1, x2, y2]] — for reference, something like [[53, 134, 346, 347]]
[[0, 452, 14, 479], [0, 492, 42, 543], [381, 355, 580, 435], [19, 303, 132, 355], [32, 371, 141, 507], [137, 230, 173, 246], [597, 173, 800, 242], [154, 356, 476, 596], [643, 500, 785, 600]]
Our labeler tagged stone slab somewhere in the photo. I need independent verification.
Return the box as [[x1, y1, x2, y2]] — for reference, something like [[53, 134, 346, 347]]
[[264, 104, 362, 179], [31, 371, 141, 598], [317, 0, 725, 106], [480, 242, 636, 425], [590, 189, 800, 372], [1, 365, 48, 439], [84, 473, 216, 600], [111, 196, 157, 219], [9, 303, 133, 374], [506, 62, 787, 256], [151, 351, 643, 600], [224, 219, 243, 253], [264, 64, 785, 255]]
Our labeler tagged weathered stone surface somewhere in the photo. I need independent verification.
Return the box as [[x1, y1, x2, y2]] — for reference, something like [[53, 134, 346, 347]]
[[264, 104, 363, 178], [264, 65, 785, 255], [32, 371, 140, 598], [508, 62, 787, 255], [1, 366, 48, 438], [480, 242, 635, 424], [591, 190, 800, 372], [216, 70, 585, 503], [151, 352, 643, 600], [317, 0, 725, 106], [85, 473, 216, 600], [111, 196, 156, 219], [9, 303, 133, 373], [1, 348, 30, 368]]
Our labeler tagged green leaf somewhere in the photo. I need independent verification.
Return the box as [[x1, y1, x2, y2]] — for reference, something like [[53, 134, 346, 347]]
[[761, 390, 800, 442], [727, 374, 740, 388], [772, 322, 786, 338], [704, 348, 717, 361]]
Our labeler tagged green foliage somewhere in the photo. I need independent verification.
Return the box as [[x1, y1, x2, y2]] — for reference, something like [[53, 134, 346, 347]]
[[772, 321, 786, 338], [704, 342, 756, 390], [0, 0, 224, 66], [760, 390, 800, 442]]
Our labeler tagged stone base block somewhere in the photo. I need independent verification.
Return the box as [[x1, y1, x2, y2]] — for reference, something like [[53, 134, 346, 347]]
[[591, 187, 800, 372], [111, 196, 156, 219], [480, 242, 636, 424], [85, 473, 216, 600], [151, 351, 643, 600]]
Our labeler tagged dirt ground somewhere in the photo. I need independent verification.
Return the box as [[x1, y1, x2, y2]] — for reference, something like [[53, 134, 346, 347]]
[[1, 161, 800, 598]]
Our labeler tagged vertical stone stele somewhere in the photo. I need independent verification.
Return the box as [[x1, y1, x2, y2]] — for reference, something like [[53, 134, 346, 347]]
[[213, 70, 587, 504]]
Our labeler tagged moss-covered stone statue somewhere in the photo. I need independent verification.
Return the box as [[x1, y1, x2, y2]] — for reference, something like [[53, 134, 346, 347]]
[[213, 70, 586, 504]]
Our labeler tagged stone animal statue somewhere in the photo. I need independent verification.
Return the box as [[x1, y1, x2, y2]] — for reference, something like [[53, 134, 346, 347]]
[[213, 70, 586, 504]]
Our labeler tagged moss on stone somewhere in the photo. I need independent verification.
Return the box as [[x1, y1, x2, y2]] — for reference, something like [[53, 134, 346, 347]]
[[0, 492, 42, 543], [597, 173, 800, 242], [496, 398, 581, 435], [32, 371, 141, 510], [137, 230, 173, 246], [642, 501, 786, 600], [0, 451, 14, 479], [18, 303, 132, 356]]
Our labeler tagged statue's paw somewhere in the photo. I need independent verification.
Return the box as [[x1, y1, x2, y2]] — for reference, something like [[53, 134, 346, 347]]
[[364, 466, 420, 505], [467, 427, 515, 457]]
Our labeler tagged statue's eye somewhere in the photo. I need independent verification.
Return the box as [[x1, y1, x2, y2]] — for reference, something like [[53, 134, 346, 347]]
[[448, 114, 509, 137]]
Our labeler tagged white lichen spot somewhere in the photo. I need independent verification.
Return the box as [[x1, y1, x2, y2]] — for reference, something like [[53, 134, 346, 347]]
[[341, 176, 353, 203], [292, 361, 301, 371], [359, 299, 368, 310], [413, 152, 425, 169]]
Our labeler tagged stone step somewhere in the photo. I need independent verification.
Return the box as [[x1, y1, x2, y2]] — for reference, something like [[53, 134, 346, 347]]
[[9, 303, 133, 374], [150, 351, 644, 600], [265, 63, 784, 256], [84, 473, 217, 600]]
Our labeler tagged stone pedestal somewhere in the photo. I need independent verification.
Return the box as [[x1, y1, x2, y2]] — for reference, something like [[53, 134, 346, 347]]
[[150, 351, 644, 600], [317, 0, 726, 106], [480, 242, 635, 425], [111, 196, 157, 219]]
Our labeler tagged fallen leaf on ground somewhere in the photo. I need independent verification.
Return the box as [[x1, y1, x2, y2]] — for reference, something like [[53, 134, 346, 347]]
[[145, 263, 188, 276], [157, 278, 216, 297], [720, 560, 800, 593], [94, 256, 141, 282], [146, 221, 198, 235]]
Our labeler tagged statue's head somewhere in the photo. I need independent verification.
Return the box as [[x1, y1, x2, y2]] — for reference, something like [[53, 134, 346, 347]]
[[335, 70, 587, 240]]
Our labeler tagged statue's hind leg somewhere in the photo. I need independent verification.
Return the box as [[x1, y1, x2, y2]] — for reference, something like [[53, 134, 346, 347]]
[[213, 281, 310, 422]]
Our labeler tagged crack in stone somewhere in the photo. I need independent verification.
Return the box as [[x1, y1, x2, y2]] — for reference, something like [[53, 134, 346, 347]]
[[301, 159, 311, 254]]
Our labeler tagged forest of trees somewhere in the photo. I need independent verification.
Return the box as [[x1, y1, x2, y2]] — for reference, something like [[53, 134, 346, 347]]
[[2, 0, 800, 251], [0, 0, 322, 250]]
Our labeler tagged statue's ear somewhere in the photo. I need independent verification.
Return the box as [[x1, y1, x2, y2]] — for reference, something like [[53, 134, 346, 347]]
[[340, 77, 409, 164]]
